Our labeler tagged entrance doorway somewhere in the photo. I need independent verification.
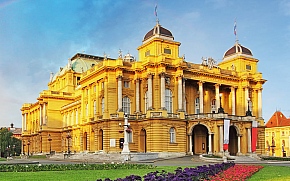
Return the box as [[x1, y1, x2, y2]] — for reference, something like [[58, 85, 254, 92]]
[[229, 126, 238, 155], [192, 124, 209, 154], [140, 129, 147, 152], [98, 129, 103, 150]]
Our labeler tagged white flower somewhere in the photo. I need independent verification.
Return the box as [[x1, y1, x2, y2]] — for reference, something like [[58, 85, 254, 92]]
[[26, 165, 28, 168], [38, 164, 42, 167]]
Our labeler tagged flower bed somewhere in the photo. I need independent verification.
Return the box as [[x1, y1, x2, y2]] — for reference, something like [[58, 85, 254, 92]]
[[96, 162, 235, 181], [209, 164, 264, 181]]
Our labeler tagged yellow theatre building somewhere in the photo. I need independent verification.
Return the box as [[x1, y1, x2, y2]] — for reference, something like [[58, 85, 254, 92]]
[[21, 21, 266, 158]]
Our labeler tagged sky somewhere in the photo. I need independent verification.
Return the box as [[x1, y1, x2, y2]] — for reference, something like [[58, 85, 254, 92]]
[[0, 0, 289, 128]]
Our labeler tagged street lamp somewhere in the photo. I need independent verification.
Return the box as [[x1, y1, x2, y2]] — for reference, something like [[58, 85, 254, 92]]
[[22, 141, 26, 155], [66, 132, 71, 155], [121, 113, 130, 156], [218, 93, 224, 113], [27, 140, 30, 156], [13, 145, 15, 157], [246, 98, 252, 116], [48, 134, 52, 154]]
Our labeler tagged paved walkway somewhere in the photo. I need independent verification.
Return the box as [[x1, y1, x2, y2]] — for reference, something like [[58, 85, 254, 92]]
[[1, 155, 290, 167]]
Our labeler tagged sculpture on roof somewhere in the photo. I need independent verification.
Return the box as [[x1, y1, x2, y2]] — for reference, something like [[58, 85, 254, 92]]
[[118, 49, 122, 59], [201, 57, 207, 66]]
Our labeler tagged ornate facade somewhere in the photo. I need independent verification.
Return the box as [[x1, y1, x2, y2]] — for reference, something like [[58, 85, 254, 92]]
[[21, 21, 266, 157]]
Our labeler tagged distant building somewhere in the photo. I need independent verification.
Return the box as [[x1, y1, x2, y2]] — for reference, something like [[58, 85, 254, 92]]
[[21, 20, 266, 157], [265, 111, 290, 157], [1, 123, 22, 139]]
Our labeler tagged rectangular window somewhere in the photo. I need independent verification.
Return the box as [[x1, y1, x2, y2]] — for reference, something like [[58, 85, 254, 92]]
[[101, 82, 104, 89], [128, 132, 133, 143], [124, 81, 130, 88], [93, 85, 96, 92], [145, 50, 150, 56], [246, 64, 251, 70], [164, 48, 171, 54]]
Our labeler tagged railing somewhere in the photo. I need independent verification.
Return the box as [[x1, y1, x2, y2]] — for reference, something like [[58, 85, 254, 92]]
[[186, 113, 255, 121]]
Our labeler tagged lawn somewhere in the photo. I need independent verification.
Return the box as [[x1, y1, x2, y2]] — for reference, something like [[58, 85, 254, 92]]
[[248, 165, 290, 181], [0, 165, 289, 181]]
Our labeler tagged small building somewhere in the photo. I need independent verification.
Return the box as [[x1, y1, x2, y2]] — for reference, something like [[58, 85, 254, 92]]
[[265, 111, 290, 157]]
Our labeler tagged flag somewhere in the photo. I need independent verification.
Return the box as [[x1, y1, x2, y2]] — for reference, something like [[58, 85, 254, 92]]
[[223, 118, 230, 151], [234, 21, 237, 35], [154, 4, 157, 17]]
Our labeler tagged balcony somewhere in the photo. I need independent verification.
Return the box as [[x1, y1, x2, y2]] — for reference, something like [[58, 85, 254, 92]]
[[186, 113, 255, 121]]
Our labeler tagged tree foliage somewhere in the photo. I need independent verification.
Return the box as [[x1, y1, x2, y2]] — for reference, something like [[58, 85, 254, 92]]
[[0, 128, 22, 157]]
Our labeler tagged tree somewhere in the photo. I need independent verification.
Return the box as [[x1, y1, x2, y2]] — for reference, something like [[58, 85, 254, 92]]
[[0, 128, 22, 157]]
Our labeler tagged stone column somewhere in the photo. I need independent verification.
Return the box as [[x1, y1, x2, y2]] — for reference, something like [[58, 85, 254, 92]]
[[247, 128, 252, 153], [43, 103, 46, 125], [231, 87, 236, 115], [237, 135, 242, 155], [160, 73, 165, 109], [215, 84, 220, 113], [95, 81, 99, 115], [244, 87, 249, 114], [148, 74, 153, 109], [22, 114, 25, 131], [178, 75, 183, 111], [135, 79, 140, 113], [183, 78, 186, 112], [258, 88, 263, 118], [198, 81, 204, 113], [39, 104, 42, 126], [88, 86, 91, 117], [208, 133, 213, 154], [76, 109, 78, 124], [189, 134, 193, 155], [118, 76, 123, 111], [219, 125, 223, 152]]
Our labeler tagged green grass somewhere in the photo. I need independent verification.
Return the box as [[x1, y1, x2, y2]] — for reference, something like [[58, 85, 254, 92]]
[[248, 165, 290, 181], [0, 157, 7, 161], [28, 155, 48, 159], [0, 165, 289, 181]]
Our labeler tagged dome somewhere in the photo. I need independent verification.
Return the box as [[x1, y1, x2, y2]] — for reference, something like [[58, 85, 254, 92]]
[[143, 22, 174, 43], [223, 42, 253, 59], [50, 53, 103, 82]]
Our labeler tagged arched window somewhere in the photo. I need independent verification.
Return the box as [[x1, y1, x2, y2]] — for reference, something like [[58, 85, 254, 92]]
[[169, 127, 175, 143], [101, 98, 105, 114], [122, 96, 130, 114], [211, 99, 216, 113], [165, 89, 172, 113], [195, 97, 200, 114], [145, 91, 148, 112], [93, 100, 96, 114]]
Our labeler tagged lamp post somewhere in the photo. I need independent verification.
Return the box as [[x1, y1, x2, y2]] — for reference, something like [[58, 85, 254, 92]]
[[121, 113, 130, 156], [27, 140, 30, 156], [246, 98, 252, 116], [66, 132, 71, 155], [218, 93, 224, 113], [48, 134, 52, 154], [13, 145, 15, 157], [22, 140, 26, 155]]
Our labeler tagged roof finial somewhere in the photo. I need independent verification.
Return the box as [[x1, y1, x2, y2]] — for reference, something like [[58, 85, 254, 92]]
[[234, 19, 238, 43]]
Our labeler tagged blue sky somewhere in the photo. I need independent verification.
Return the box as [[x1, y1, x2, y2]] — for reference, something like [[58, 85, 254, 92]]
[[0, 0, 289, 127]]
